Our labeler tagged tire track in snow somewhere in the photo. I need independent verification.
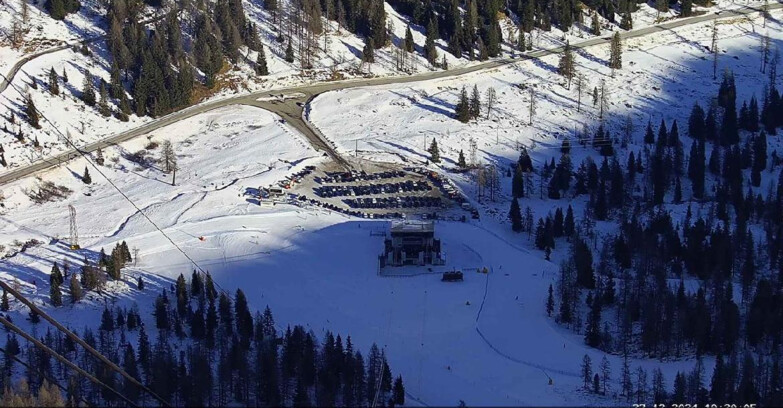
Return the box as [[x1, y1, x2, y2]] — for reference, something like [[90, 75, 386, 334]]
[[105, 192, 186, 238], [473, 266, 581, 380], [170, 191, 208, 226], [474, 325, 581, 379]]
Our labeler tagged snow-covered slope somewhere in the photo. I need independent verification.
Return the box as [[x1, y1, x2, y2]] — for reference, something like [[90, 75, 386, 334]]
[[310, 8, 783, 194], [1, 0, 766, 176], [0, 102, 712, 406]]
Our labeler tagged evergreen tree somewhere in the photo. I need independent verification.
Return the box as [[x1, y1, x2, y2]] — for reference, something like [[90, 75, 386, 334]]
[[688, 103, 706, 140], [50, 282, 62, 307], [362, 38, 375, 63], [48, 67, 60, 96], [609, 32, 622, 71], [25, 95, 40, 129], [581, 354, 593, 389], [512, 166, 525, 198], [68, 273, 82, 303], [469, 85, 481, 119], [509, 198, 522, 232], [256, 46, 269, 76], [591, 13, 601, 35], [82, 167, 91, 184], [428, 138, 440, 163], [1, 291, 9, 311], [285, 40, 294, 63], [392, 375, 405, 405], [98, 81, 111, 117], [46, 0, 66, 20], [455, 86, 470, 122], [424, 18, 438, 65], [546, 284, 555, 316], [458, 150, 467, 168], [404, 25, 414, 52], [558, 41, 576, 89], [82, 71, 96, 106]]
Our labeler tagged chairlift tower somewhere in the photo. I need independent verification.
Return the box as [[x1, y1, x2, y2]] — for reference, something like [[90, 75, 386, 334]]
[[68, 205, 80, 250]]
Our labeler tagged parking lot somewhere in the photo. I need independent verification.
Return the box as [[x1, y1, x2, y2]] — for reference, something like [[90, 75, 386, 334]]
[[284, 161, 468, 219]]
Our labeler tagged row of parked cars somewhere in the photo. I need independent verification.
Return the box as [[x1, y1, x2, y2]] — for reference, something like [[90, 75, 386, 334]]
[[297, 195, 406, 219], [314, 180, 432, 198], [344, 196, 443, 209], [315, 170, 407, 184], [279, 165, 316, 189]]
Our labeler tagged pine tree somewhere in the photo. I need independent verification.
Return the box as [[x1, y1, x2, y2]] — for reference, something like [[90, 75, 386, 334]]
[[600, 356, 611, 395], [256, 46, 269, 76], [362, 38, 375, 63], [48, 67, 59, 96], [509, 198, 522, 232], [518, 24, 526, 51], [1, 291, 9, 311], [69, 273, 82, 303], [82, 167, 91, 184], [644, 121, 655, 144], [424, 18, 438, 65], [392, 375, 405, 405], [137, 276, 144, 290], [591, 13, 601, 35], [558, 41, 576, 89], [98, 81, 111, 117], [285, 40, 294, 63], [47, 0, 66, 20], [581, 354, 593, 389], [404, 25, 414, 53], [609, 32, 622, 71], [25, 95, 40, 129], [512, 166, 525, 198], [564, 205, 575, 237], [49, 285, 63, 307], [546, 284, 555, 316], [458, 150, 467, 168], [455, 86, 470, 122], [82, 71, 96, 106], [428, 138, 440, 163], [469, 85, 481, 119]]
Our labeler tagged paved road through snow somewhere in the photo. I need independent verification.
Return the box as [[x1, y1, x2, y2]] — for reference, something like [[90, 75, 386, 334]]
[[0, 2, 779, 185]]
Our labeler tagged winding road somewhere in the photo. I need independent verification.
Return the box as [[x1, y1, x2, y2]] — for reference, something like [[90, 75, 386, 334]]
[[0, 2, 779, 184]]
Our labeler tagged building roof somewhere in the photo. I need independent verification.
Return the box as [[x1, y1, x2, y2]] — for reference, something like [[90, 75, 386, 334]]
[[390, 220, 434, 234]]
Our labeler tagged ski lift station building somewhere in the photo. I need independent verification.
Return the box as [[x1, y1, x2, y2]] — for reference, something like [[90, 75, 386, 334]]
[[380, 221, 445, 267]]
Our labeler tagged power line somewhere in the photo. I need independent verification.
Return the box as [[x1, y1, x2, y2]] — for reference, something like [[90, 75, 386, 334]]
[[0, 280, 170, 407], [0, 315, 138, 407], [0, 345, 95, 407], [0, 71, 205, 273]]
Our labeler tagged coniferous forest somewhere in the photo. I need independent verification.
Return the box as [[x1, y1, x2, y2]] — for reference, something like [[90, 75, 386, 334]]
[[0, 271, 404, 407], [57, 0, 702, 124], [504, 64, 783, 404]]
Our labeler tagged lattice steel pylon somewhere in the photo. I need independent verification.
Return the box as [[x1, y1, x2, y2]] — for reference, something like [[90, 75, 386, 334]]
[[68, 205, 80, 250]]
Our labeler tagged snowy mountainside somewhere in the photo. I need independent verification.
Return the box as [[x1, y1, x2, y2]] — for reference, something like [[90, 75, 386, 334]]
[[0, 0, 763, 177]]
